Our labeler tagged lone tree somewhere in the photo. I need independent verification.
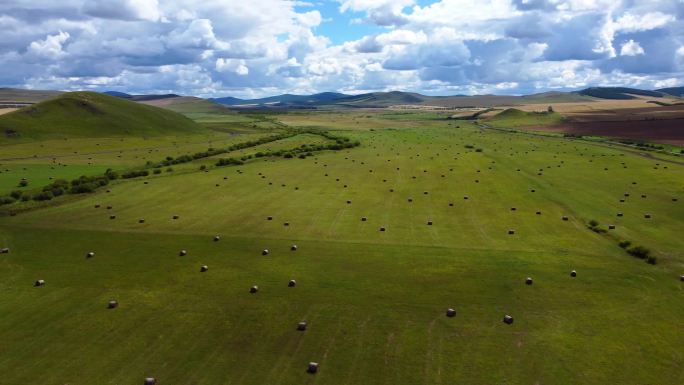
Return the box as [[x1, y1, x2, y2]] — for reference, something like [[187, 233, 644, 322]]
[[548, 105, 554, 113]]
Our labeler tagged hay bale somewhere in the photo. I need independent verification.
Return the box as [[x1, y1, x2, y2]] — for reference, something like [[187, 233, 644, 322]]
[[250, 285, 259, 293], [94, 204, 101, 208], [407, 198, 413, 202], [511, 207, 517, 211], [139, 219, 145, 224], [1, 247, 9, 254], [562, 216, 568, 221], [427, 220, 433, 226], [526, 277, 533, 285], [446, 308, 456, 317], [641, 194, 646, 198], [214, 235, 221, 241], [617, 212, 623, 217], [288, 279, 296, 287], [361, 216, 367, 221], [346, 200, 352, 204], [108, 300, 118, 309], [570, 270, 577, 277], [107, 206, 113, 210], [423, 191, 428, 195], [680, 275, 684, 282], [644, 214, 651, 219], [291, 244, 298, 251], [35, 279, 45, 287], [284, 222, 290, 226], [86, 251, 95, 258], [463, 196, 469, 200], [536, 211, 542, 215], [503, 315, 514, 324], [449, 203, 454, 207], [110, 215, 116, 219], [297, 321, 307, 330], [144, 378, 156, 385], [179, 250, 187, 256], [673, 198, 679, 202], [379, 226, 386, 232], [173, 215, 179, 220], [608, 225, 615, 230], [200, 265, 208, 272], [508, 229, 515, 235], [307, 362, 319, 374], [262, 249, 269, 256], [267, 216, 273, 220]]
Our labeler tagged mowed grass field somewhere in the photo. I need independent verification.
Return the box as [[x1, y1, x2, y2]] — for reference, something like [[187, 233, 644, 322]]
[[0, 112, 683, 384]]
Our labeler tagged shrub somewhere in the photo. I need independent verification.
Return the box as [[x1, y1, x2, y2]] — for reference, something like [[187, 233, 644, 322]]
[[588, 219, 599, 227], [216, 158, 244, 167], [283, 153, 293, 159], [105, 169, 119, 180], [627, 245, 650, 259], [0, 196, 16, 205], [32, 191, 54, 201], [618, 240, 632, 249], [121, 170, 149, 179], [10, 190, 22, 199], [646, 256, 657, 265], [21, 194, 31, 202], [18, 180, 28, 187], [153, 169, 162, 175], [166, 167, 174, 172], [199, 165, 207, 170]]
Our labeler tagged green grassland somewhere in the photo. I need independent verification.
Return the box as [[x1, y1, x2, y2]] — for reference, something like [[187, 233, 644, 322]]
[[0, 107, 683, 384], [485, 108, 565, 128]]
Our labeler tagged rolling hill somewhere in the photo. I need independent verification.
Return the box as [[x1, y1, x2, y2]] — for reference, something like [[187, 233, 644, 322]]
[[0, 88, 63, 104], [576, 87, 665, 100], [0, 91, 202, 141], [211, 92, 349, 106], [657, 87, 684, 97]]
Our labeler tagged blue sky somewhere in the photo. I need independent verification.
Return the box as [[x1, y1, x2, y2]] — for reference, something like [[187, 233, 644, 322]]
[[0, 0, 682, 98]]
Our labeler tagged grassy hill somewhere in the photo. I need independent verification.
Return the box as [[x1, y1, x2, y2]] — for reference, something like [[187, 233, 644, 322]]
[[0, 92, 202, 141], [577, 87, 664, 100], [486, 108, 564, 128]]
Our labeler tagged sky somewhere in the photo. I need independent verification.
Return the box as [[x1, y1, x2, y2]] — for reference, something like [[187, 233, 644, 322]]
[[0, 0, 683, 98]]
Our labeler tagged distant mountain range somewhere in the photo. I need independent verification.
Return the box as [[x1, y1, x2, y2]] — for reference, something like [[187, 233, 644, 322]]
[[2, 86, 682, 110]]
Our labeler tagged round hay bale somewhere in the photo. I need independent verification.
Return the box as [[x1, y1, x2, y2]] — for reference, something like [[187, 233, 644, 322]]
[[262, 249, 269, 256], [346, 200, 351, 204], [624, 193, 630, 197], [35, 279, 45, 287], [570, 270, 577, 277], [110, 215, 116, 219], [673, 198, 679, 202], [0, 247, 9, 254], [291, 245, 297, 251], [297, 321, 307, 331], [536, 211, 542, 215], [530, 189, 536, 193], [379, 226, 386, 232], [108, 300, 118, 309], [389, 188, 394, 192], [641, 194, 646, 198], [407, 198, 413, 202], [511, 207, 517, 211], [173, 215, 179, 220], [250, 285, 259, 293], [427, 220, 433, 226], [608, 225, 615, 230], [86, 251, 95, 258], [214, 235, 220, 241], [144, 378, 156, 385], [179, 250, 187, 256], [94, 204, 101, 208], [562, 216, 569, 221], [446, 308, 456, 317], [620, 199, 625, 203], [449, 203, 454, 207], [200, 265, 208, 272], [307, 362, 319, 374], [525, 277, 533, 285], [503, 315, 514, 324], [284, 222, 290, 226], [617, 212, 623, 217], [288, 279, 296, 287], [463, 196, 469, 200], [107, 206, 113, 210], [139, 219, 145, 224], [680, 275, 684, 282], [267, 216, 273, 220], [361, 216, 367, 221], [508, 229, 515, 235], [423, 191, 428, 195], [644, 214, 651, 219]]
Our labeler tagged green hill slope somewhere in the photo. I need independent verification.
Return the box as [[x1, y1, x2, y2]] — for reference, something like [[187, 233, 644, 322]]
[[486, 108, 564, 128], [0, 92, 202, 141]]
